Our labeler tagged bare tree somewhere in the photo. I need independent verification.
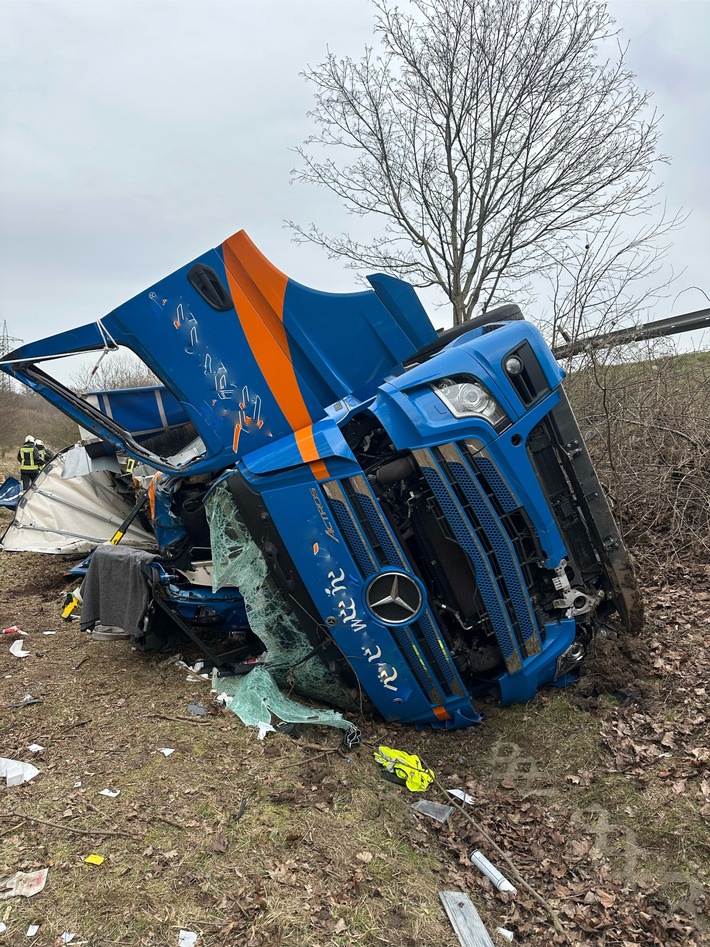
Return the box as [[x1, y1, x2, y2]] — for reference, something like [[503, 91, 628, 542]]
[[70, 350, 159, 394], [291, 0, 667, 325]]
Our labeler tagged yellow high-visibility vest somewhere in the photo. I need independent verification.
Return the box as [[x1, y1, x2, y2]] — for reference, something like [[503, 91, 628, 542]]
[[19, 447, 39, 471]]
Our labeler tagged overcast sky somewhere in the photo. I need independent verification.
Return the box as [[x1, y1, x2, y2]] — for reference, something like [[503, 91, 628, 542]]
[[1, 0, 708, 364]]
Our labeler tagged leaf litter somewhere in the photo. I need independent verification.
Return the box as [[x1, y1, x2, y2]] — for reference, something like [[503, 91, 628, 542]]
[[0, 543, 707, 945]]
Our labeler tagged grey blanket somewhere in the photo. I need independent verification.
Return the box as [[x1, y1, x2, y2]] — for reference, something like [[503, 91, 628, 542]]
[[80, 544, 158, 637]]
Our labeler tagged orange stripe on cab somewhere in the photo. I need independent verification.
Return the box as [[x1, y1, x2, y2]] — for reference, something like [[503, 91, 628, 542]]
[[221, 232, 329, 480]]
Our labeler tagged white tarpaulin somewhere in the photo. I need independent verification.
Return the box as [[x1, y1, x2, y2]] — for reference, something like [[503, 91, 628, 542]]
[[1, 453, 156, 555]]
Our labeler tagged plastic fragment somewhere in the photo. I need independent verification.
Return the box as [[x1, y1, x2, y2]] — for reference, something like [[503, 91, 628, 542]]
[[3, 626, 28, 636], [158, 748, 175, 757], [9, 640, 30, 658], [98, 788, 120, 797], [0, 757, 40, 787], [495, 929, 515, 942], [27, 924, 41, 937], [178, 931, 197, 947], [84, 854, 104, 866], [411, 799, 454, 823], [448, 788, 475, 805], [0, 868, 49, 899], [27, 744, 44, 753], [43, 631, 56, 636], [470, 850, 517, 894], [187, 704, 207, 716], [0, 922, 6, 933]]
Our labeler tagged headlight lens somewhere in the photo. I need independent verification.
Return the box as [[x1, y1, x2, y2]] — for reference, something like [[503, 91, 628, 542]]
[[431, 376, 508, 428]]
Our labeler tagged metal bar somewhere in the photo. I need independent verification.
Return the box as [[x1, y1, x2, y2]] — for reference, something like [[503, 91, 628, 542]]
[[553, 307, 710, 359]]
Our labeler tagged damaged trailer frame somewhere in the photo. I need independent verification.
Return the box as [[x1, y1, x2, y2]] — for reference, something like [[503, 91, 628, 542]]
[[0, 230, 642, 729]]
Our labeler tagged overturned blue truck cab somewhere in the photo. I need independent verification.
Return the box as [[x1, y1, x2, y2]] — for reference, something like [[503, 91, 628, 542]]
[[1, 231, 642, 729]]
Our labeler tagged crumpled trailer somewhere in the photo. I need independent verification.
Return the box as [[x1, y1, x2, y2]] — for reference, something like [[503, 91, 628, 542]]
[[0, 230, 642, 729]]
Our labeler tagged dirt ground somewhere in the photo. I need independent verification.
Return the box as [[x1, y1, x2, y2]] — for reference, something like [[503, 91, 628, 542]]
[[0, 513, 708, 945]]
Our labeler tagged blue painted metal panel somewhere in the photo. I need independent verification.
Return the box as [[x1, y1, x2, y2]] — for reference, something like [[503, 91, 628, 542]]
[[0, 476, 22, 509]]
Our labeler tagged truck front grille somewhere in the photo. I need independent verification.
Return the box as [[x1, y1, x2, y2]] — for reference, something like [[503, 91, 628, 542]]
[[322, 441, 544, 682], [322, 478, 464, 703]]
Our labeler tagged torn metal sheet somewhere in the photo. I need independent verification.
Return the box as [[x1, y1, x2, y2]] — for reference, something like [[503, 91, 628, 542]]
[[1, 451, 156, 555]]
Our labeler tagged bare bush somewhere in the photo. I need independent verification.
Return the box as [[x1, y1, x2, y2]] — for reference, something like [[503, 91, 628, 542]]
[[566, 345, 710, 564], [0, 388, 78, 461]]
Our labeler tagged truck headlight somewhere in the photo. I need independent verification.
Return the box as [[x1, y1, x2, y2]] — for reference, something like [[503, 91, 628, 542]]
[[431, 376, 509, 428]]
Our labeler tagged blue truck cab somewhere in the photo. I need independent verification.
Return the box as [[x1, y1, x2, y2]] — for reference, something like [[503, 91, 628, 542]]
[[1, 230, 642, 729]]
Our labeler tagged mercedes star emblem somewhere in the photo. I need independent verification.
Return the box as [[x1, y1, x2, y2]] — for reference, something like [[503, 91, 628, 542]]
[[365, 570, 423, 625]]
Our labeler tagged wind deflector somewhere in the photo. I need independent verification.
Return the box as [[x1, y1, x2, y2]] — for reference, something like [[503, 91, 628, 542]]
[[187, 264, 234, 312]]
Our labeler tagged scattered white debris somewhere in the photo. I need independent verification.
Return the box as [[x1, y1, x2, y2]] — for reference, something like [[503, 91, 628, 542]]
[[9, 640, 30, 658], [27, 924, 41, 937], [470, 850, 517, 894], [496, 928, 515, 942], [178, 930, 197, 947], [43, 631, 56, 636], [0, 922, 6, 933], [447, 788, 475, 805], [98, 788, 120, 798], [158, 748, 175, 757], [61, 934, 77, 944], [73, 779, 82, 788], [0, 757, 40, 788], [0, 868, 49, 900], [27, 744, 44, 754]]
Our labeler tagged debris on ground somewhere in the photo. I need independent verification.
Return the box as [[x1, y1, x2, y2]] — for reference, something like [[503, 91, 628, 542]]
[[5, 694, 43, 709], [411, 799, 454, 823], [9, 639, 30, 658], [447, 788, 475, 805], [439, 890, 494, 947], [470, 850, 517, 894], [0, 868, 49, 900], [215, 665, 355, 740], [0, 757, 39, 787], [186, 704, 207, 717], [374, 745, 435, 791]]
